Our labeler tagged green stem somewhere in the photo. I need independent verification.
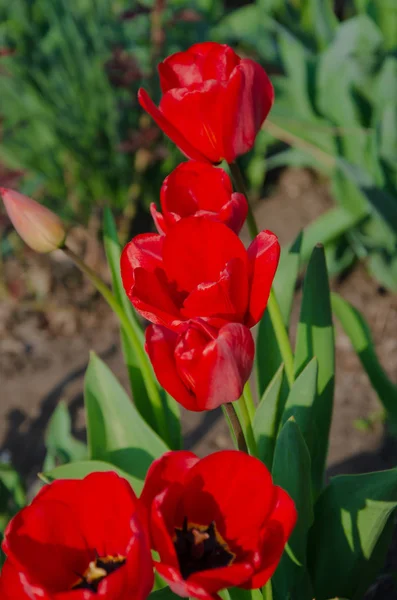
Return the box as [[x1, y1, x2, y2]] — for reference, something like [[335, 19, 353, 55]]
[[228, 160, 295, 387], [222, 403, 248, 453], [229, 162, 259, 238], [243, 381, 256, 421], [263, 580, 273, 600], [62, 245, 169, 444], [237, 391, 258, 456]]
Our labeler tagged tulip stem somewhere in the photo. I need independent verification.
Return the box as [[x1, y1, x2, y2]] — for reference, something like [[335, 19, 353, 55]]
[[222, 403, 249, 453], [238, 392, 258, 456], [62, 245, 170, 445], [229, 162, 259, 238], [263, 580, 273, 600], [228, 161, 295, 387]]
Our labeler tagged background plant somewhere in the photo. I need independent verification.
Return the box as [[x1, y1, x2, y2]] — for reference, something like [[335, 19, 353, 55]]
[[214, 0, 397, 290]]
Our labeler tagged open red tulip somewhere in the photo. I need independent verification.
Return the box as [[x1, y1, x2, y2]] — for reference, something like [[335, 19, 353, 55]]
[[0, 473, 153, 600], [146, 319, 254, 411], [151, 161, 247, 234], [121, 217, 279, 331], [138, 42, 274, 164], [140, 450, 297, 600]]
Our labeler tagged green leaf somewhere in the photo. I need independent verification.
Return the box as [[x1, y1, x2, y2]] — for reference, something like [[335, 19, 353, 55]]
[[103, 207, 181, 450], [331, 293, 397, 428], [273, 231, 303, 327], [294, 245, 335, 496], [43, 401, 87, 471], [308, 468, 397, 600], [256, 309, 289, 401], [0, 463, 26, 535], [272, 419, 313, 599], [84, 352, 168, 479], [148, 587, 181, 600], [253, 365, 285, 469], [103, 208, 152, 418], [43, 459, 143, 495], [227, 588, 262, 600], [282, 357, 318, 453]]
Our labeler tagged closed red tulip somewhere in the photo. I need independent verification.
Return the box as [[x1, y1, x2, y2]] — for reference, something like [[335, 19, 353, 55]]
[[140, 450, 297, 600], [138, 42, 274, 164], [0, 473, 153, 600], [121, 217, 279, 331], [151, 161, 247, 234], [146, 319, 254, 411]]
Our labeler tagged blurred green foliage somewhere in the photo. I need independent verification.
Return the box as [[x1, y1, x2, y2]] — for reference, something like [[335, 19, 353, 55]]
[[0, 0, 222, 223], [214, 0, 397, 290]]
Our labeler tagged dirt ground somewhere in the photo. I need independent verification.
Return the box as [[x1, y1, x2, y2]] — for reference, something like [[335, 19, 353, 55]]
[[1, 168, 397, 595]]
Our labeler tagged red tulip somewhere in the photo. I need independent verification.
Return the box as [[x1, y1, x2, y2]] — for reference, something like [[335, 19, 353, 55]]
[[138, 42, 274, 164], [0, 473, 153, 599], [151, 161, 247, 234], [121, 217, 279, 331], [140, 450, 297, 600], [146, 319, 254, 411]]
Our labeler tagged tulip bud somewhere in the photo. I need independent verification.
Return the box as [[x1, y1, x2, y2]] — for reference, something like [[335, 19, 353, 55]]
[[0, 188, 66, 253]]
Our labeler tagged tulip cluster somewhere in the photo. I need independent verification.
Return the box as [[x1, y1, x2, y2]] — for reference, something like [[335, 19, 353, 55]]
[[122, 41, 278, 411], [0, 453, 296, 600], [0, 42, 296, 600]]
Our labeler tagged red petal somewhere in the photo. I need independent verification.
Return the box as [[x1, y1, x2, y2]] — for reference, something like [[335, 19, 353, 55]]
[[186, 43, 240, 82], [155, 563, 215, 600], [188, 561, 254, 594], [182, 451, 276, 553], [140, 450, 198, 511], [145, 324, 198, 409], [121, 233, 164, 296], [160, 84, 225, 163], [159, 43, 240, 92], [218, 192, 248, 233], [121, 235, 183, 328], [0, 560, 50, 600], [242, 486, 296, 589], [194, 323, 254, 409], [163, 217, 248, 294], [150, 203, 167, 234], [222, 59, 274, 162], [151, 488, 183, 569], [246, 230, 280, 327], [138, 88, 209, 162], [4, 480, 90, 592], [182, 258, 249, 323]]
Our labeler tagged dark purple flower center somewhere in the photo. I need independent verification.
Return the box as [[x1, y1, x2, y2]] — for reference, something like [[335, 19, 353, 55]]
[[174, 517, 235, 579], [72, 555, 126, 592]]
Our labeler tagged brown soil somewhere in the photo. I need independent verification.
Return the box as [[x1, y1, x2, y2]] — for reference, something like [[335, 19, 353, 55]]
[[1, 168, 397, 595]]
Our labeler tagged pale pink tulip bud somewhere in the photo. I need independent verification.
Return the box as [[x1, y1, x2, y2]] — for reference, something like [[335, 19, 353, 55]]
[[1, 188, 66, 253]]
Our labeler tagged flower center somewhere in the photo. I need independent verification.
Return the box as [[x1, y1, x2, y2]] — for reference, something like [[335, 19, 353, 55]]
[[71, 555, 126, 593], [174, 517, 235, 580]]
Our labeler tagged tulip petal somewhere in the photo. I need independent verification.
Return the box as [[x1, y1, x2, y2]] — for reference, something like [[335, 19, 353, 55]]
[[182, 451, 276, 552], [150, 202, 167, 234], [145, 324, 199, 410], [140, 450, 199, 511], [241, 486, 297, 589], [194, 323, 254, 409], [0, 560, 51, 600], [159, 43, 240, 93], [138, 88, 209, 162], [223, 59, 274, 162], [163, 218, 248, 294], [246, 230, 280, 327], [155, 562, 215, 600], [182, 258, 249, 323], [160, 83, 225, 163], [188, 561, 254, 593], [218, 192, 248, 234]]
